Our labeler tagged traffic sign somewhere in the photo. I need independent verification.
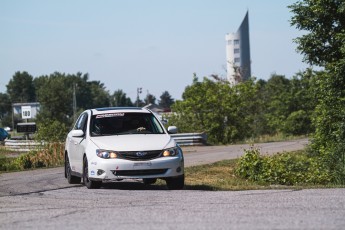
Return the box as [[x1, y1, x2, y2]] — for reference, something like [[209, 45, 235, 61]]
[[21, 106, 32, 119]]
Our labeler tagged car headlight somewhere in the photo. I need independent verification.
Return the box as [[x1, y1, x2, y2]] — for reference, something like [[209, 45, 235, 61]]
[[96, 149, 119, 159], [162, 146, 180, 157]]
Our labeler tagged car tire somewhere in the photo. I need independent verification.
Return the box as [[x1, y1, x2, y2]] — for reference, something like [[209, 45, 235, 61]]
[[143, 178, 157, 185], [166, 174, 185, 190], [65, 154, 81, 184], [83, 157, 102, 189]]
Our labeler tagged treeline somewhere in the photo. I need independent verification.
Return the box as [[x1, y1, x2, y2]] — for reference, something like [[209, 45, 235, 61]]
[[234, 0, 345, 185], [0, 70, 317, 144], [0, 71, 175, 138], [168, 70, 317, 144]]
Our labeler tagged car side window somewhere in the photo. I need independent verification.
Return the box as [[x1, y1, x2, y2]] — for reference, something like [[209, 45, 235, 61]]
[[75, 113, 88, 132], [80, 113, 88, 133]]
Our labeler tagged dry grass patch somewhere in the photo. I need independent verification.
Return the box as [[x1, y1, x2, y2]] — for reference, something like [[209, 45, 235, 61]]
[[184, 160, 267, 191]]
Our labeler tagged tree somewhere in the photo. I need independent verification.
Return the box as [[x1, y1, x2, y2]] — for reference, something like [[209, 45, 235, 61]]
[[283, 69, 317, 135], [169, 75, 259, 144], [111, 90, 133, 107], [0, 93, 11, 119], [65, 73, 92, 110], [256, 71, 316, 136], [159, 91, 175, 109], [35, 73, 74, 126], [289, 0, 345, 67], [64, 73, 110, 110], [88, 81, 110, 108], [289, 0, 345, 183], [262, 74, 292, 134], [283, 110, 310, 135], [34, 72, 112, 128], [250, 79, 270, 136], [6, 71, 35, 103], [144, 93, 156, 105], [134, 99, 145, 107]]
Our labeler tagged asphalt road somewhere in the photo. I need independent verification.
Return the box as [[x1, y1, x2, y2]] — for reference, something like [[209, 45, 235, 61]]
[[182, 138, 309, 166], [1, 139, 345, 229]]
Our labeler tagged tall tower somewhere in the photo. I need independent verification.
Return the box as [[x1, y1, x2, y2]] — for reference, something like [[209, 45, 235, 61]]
[[226, 11, 251, 85]]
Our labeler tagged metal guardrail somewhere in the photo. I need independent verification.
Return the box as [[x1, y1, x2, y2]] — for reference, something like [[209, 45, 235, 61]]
[[4, 140, 43, 152], [171, 133, 207, 146], [3, 132, 207, 151]]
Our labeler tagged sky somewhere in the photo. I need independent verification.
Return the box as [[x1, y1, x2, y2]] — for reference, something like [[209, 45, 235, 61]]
[[0, 0, 309, 102]]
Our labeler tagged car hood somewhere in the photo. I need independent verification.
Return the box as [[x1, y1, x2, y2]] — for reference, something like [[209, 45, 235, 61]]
[[90, 134, 175, 151]]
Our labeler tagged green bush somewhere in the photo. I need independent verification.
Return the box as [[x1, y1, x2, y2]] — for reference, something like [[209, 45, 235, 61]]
[[35, 120, 69, 142], [235, 148, 332, 185], [235, 147, 264, 181], [14, 153, 33, 169], [0, 157, 19, 171]]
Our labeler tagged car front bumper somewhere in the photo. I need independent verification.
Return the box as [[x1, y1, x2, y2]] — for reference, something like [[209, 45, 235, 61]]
[[87, 156, 184, 182]]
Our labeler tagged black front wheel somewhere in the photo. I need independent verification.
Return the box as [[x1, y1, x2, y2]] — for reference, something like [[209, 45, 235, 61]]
[[83, 157, 102, 189], [65, 154, 81, 184], [166, 175, 185, 190]]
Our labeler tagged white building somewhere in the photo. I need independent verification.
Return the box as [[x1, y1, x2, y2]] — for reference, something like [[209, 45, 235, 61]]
[[225, 11, 251, 85]]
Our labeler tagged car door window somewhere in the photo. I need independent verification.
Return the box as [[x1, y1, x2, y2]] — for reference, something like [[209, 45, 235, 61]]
[[75, 113, 88, 132]]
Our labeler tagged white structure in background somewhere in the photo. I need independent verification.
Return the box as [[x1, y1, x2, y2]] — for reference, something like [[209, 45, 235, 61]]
[[225, 11, 251, 85]]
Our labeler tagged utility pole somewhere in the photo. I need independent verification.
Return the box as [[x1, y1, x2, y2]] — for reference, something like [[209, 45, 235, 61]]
[[136, 87, 142, 107]]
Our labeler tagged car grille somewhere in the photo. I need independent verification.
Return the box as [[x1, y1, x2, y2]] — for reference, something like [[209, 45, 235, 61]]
[[112, 169, 168, 176], [118, 150, 162, 161]]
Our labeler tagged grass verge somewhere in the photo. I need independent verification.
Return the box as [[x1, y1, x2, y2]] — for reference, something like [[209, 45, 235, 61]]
[[243, 133, 308, 144], [183, 159, 267, 190]]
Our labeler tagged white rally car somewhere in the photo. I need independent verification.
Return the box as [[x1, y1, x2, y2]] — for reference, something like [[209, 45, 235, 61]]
[[64, 107, 184, 189]]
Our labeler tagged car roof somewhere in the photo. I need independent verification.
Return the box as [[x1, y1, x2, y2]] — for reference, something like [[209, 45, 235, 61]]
[[90, 107, 151, 115]]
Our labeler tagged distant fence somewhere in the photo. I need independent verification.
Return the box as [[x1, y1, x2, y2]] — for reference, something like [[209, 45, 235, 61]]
[[171, 133, 207, 146], [3, 132, 207, 151]]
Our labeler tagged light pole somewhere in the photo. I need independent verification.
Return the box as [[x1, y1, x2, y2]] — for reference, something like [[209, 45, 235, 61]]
[[136, 87, 142, 107]]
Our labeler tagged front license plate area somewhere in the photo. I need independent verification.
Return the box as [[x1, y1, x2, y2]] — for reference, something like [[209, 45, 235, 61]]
[[133, 162, 152, 169]]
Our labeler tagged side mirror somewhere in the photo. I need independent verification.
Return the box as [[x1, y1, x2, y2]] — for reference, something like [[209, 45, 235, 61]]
[[167, 126, 178, 134], [70, 129, 84, 137]]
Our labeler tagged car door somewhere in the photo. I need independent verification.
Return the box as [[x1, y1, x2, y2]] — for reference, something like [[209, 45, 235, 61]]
[[68, 112, 88, 174]]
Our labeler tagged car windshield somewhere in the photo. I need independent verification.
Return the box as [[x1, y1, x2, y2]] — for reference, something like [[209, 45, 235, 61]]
[[90, 112, 165, 136]]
